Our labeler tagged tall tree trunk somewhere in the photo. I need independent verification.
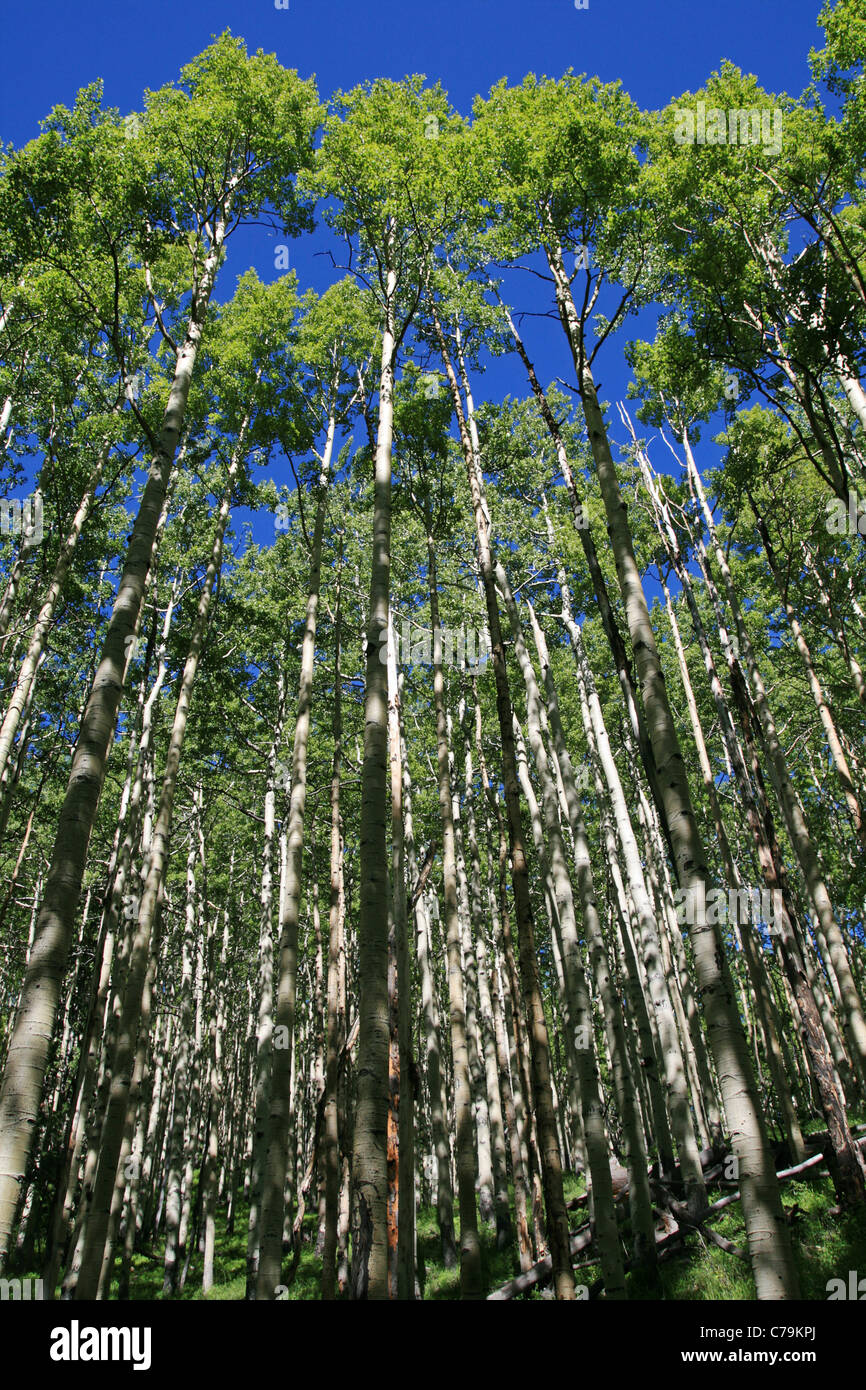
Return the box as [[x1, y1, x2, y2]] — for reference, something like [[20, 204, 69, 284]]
[[544, 239, 799, 1297], [449, 708, 495, 1230], [426, 538, 483, 1299], [246, 681, 286, 1297], [412, 849, 457, 1267], [71, 405, 243, 1298], [202, 901, 229, 1295], [433, 313, 576, 1298], [464, 697, 511, 1248], [386, 614, 415, 1298], [162, 838, 197, 1294], [257, 415, 335, 1299], [471, 688, 533, 1269], [321, 542, 345, 1300], [351, 253, 399, 1300]]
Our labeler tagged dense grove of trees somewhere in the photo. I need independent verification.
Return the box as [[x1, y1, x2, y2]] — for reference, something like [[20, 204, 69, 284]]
[[0, 0, 864, 1302]]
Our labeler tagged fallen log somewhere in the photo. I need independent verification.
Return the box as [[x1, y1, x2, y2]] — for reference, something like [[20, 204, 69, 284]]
[[487, 1222, 594, 1300], [487, 1215, 682, 1301], [651, 1182, 748, 1261], [566, 1142, 732, 1211], [701, 1226, 747, 1260]]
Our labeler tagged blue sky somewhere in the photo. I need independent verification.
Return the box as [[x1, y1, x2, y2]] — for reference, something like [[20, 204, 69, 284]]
[[1, 0, 824, 147], [1, 0, 832, 556]]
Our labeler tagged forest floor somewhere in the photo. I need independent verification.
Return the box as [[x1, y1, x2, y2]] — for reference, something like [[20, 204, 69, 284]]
[[22, 1114, 866, 1300], [65, 1167, 863, 1301]]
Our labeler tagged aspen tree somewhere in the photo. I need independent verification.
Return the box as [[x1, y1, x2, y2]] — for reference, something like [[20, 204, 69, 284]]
[[321, 543, 345, 1300]]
